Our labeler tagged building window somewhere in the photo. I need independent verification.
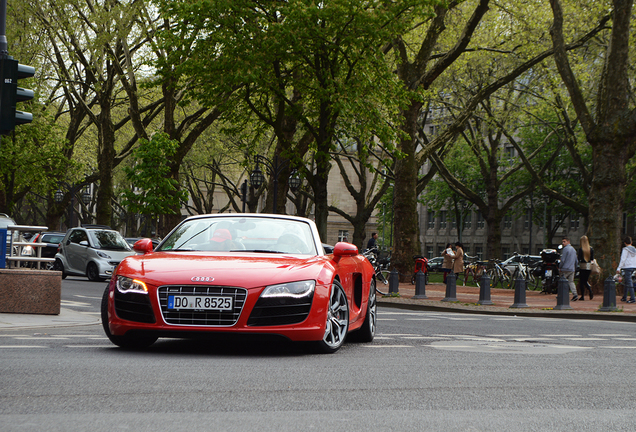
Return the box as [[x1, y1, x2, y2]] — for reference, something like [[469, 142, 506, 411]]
[[338, 230, 349, 242], [524, 209, 532, 229], [464, 211, 472, 229], [569, 214, 579, 230], [476, 212, 485, 229], [503, 214, 512, 229], [502, 246, 511, 260], [439, 211, 447, 229], [426, 246, 434, 259], [475, 246, 483, 260], [427, 211, 435, 229]]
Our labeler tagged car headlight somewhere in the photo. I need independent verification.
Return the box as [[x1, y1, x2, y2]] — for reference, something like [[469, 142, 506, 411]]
[[261, 280, 315, 298], [116, 276, 148, 294], [96, 251, 111, 259]]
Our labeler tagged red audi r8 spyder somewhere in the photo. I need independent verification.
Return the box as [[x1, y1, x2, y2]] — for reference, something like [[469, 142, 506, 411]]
[[101, 214, 377, 353]]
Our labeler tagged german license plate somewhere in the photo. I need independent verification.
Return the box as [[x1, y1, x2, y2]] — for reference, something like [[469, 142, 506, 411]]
[[545, 269, 552, 277], [168, 295, 233, 311]]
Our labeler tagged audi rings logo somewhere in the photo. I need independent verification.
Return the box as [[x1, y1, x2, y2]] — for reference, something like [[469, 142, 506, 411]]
[[191, 276, 215, 282]]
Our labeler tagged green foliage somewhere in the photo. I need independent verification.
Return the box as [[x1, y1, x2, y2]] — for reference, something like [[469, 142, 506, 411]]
[[0, 109, 73, 215], [122, 133, 188, 217]]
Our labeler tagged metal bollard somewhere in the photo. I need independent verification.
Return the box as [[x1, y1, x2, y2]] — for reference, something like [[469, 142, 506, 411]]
[[388, 268, 400, 294], [413, 269, 428, 299], [510, 277, 528, 308], [442, 271, 457, 302], [599, 276, 619, 312], [554, 276, 572, 310], [478, 273, 494, 305]]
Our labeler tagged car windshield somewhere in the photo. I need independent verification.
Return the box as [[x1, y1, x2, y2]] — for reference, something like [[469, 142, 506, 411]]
[[89, 230, 131, 251], [157, 216, 318, 255]]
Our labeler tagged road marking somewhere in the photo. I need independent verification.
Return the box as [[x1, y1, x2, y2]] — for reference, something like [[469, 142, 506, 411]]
[[590, 334, 630, 337], [562, 337, 606, 341], [612, 338, 636, 341], [60, 300, 92, 308], [400, 336, 450, 340], [14, 337, 69, 340], [378, 333, 421, 337], [74, 295, 102, 300], [599, 346, 636, 349], [0, 345, 46, 348], [541, 334, 580, 337], [365, 345, 412, 348], [65, 345, 113, 348], [405, 318, 439, 321], [488, 335, 531, 338]]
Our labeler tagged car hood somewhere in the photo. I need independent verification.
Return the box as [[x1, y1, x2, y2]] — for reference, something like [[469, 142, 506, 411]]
[[117, 252, 333, 289]]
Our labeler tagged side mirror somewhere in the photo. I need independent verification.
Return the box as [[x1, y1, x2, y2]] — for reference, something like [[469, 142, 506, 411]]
[[133, 238, 154, 254], [79, 240, 89, 247], [332, 242, 358, 262]]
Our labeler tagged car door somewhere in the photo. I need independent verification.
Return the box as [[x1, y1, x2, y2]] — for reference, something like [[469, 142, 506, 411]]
[[66, 230, 89, 274]]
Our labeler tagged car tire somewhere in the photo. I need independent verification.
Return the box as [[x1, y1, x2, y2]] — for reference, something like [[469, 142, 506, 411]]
[[312, 280, 349, 354], [87, 262, 103, 282], [53, 258, 67, 279], [348, 279, 376, 343], [101, 286, 158, 349]]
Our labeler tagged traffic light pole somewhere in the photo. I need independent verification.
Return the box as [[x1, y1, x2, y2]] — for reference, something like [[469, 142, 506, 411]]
[[0, 0, 35, 135], [0, 0, 7, 56]]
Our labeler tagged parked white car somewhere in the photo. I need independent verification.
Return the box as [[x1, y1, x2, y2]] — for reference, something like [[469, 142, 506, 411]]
[[54, 225, 136, 281]]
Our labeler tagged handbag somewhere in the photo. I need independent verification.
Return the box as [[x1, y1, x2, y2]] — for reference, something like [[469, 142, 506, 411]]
[[590, 259, 601, 274]]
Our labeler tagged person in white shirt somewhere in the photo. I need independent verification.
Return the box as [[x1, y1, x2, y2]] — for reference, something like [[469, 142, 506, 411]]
[[617, 236, 636, 303]]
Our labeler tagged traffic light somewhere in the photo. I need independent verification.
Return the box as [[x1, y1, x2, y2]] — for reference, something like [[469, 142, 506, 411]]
[[0, 57, 34, 135]]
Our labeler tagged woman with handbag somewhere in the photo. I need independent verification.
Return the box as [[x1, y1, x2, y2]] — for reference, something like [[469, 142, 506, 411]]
[[578, 235, 594, 300]]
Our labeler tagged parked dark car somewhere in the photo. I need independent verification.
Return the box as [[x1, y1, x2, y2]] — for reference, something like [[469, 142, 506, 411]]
[[32, 232, 66, 259]]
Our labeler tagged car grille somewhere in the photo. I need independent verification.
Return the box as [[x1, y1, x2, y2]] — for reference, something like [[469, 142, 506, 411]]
[[158, 286, 247, 326], [247, 293, 314, 326], [114, 290, 156, 324]]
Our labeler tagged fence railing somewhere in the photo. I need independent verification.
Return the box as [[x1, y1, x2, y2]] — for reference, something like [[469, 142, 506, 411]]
[[4, 225, 55, 270]]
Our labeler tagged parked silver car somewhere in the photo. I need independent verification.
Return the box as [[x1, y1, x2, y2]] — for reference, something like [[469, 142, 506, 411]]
[[54, 225, 136, 281]]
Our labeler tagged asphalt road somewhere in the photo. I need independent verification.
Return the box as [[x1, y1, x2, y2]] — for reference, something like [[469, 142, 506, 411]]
[[1, 278, 636, 431]]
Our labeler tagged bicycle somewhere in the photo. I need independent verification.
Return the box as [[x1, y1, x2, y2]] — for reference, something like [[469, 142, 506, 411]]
[[486, 259, 510, 288], [462, 255, 486, 286], [363, 247, 391, 296], [507, 261, 535, 290]]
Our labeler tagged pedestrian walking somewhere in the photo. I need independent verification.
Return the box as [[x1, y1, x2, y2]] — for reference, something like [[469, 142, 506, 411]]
[[559, 237, 578, 301], [617, 236, 636, 303], [452, 242, 465, 276], [441, 243, 455, 283], [577, 235, 594, 301]]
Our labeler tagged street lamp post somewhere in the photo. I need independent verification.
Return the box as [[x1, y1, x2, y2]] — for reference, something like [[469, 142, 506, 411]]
[[249, 155, 301, 214], [54, 182, 91, 229]]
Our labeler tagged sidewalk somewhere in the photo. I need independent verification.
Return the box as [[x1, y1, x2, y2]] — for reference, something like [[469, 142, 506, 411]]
[[377, 282, 636, 321], [0, 307, 100, 330], [1, 282, 634, 330]]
